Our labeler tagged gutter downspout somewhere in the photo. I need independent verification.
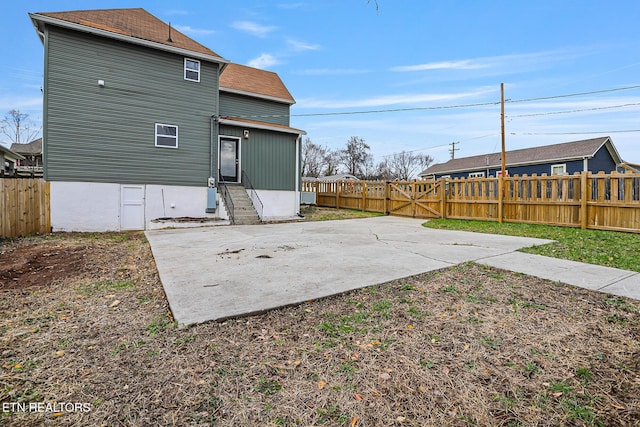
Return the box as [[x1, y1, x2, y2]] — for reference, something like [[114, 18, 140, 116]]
[[295, 135, 301, 215], [210, 115, 218, 179], [582, 157, 589, 172]]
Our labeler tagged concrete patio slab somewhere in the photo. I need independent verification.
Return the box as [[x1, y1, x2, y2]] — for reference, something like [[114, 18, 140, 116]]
[[146, 216, 553, 325], [479, 252, 640, 291]]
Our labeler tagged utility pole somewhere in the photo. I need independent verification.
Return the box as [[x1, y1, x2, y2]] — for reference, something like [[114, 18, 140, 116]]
[[500, 83, 506, 177], [449, 141, 459, 160]]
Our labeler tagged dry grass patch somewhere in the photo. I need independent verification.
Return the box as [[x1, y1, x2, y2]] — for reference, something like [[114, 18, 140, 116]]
[[1, 233, 639, 426]]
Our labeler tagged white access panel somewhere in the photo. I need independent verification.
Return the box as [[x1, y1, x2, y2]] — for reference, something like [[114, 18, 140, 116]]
[[121, 185, 145, 230]]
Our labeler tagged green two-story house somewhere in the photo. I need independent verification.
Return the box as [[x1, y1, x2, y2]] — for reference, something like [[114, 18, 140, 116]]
[[29, 8, 304, 231]]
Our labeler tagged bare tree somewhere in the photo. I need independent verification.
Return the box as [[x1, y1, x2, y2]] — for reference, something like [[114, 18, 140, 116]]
[[383, 151, 435, 180], [323, 150, 340, 176], [301, 138, 328, 178], [374, 160, 393, 181], [0, 109, 41, 144], [339, 136, 373, 179]]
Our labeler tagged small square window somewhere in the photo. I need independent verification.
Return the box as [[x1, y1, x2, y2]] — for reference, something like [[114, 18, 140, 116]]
[[468, 171, 485, 178], [155, 123, 178, 148], [551, 163, 566, 175], [184, 58, 200, 82]]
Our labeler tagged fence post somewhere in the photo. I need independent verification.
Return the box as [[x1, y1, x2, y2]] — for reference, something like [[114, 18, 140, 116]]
[[361, 181, 367, 211], [498, 175, 504, 223], [580, 171, 588, 229], [384, 181, 390, 215], [411, 181, 416, 218], [439, 178, 446, 219], [336, 181, 340, 208]]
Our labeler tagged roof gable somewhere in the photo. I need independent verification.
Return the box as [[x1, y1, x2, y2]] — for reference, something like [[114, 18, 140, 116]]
[[10, 138, 42, 155], [421, 137, 620, 175], [30, 8, 225, 62], [220, 63, 295, 104]]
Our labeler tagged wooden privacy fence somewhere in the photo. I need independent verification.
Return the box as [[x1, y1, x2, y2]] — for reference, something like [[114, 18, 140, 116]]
[[301, 171, 640, 233], [1, 178, 51, 238]]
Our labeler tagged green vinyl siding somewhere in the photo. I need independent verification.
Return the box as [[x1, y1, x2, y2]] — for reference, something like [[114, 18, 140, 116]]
[[220, 125, 297, 191], [220, 92, 290, 126], [43, 26, 218, 186]]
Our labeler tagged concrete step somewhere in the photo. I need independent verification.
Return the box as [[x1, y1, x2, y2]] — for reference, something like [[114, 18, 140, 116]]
[[222, 184, 261, 225]]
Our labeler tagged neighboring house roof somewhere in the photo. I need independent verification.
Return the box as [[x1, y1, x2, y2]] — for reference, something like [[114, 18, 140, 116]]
[[620, 162, 640, 173], [319, 174, 359, 181], [0, 145, 25, 162], [29, 8, 227, 64], [10, 138, 42, 156], [420, 137, 621, 176], [219, 116, 306, 135], [220, 63, 295, 104]]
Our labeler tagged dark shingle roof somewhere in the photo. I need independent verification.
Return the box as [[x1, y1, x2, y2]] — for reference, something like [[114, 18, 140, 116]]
[[30, 8, 225, 61], [220, 63, 295, 104], [421, 137, 618, 176], [10, 138, 42, 155]]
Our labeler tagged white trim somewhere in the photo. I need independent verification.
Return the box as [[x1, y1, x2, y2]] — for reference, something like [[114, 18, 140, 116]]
[[155, 123, 178, 148], [184, 58, 200, 82], [551, 163, 567, 175], [218, 117, 306, 135], [218, 135, 241, 183], [29, 13, 229, 65], [468, 171, 485, 178], [219, 87, 295, 105]]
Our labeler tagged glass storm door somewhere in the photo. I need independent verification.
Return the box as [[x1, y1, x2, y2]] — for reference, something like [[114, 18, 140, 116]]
[[219, 137, 239, 182]]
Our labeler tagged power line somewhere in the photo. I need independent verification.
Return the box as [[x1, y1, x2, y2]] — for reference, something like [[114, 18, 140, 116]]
[[509, 102, 640, 118], [511, 129, 640, 136], [290, 100, 500, 117], [506, 84, 640, 103]]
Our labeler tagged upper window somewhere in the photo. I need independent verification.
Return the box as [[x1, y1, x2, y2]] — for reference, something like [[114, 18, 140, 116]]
[[184, 58, 200, 82], [468, 171, 485, 178], [155, 124, 178, 148], [551, 163, 567, 175]]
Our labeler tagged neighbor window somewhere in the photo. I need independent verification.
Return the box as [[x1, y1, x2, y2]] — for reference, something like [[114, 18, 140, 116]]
[[184, 58, 200, 82], [468, 171, 485, 178], [551, 163, 567, 175], [155, 123, 178, 148]]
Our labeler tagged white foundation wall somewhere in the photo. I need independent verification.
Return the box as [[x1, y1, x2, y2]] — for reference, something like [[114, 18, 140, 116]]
[[256, 190, 298, 220], [51, 182, 121, 232], [51, 181, 220, 231], [145, 185, 214, 223]]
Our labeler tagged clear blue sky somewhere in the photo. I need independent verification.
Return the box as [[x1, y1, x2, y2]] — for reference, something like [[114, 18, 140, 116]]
[[3, 0, 640, 166]]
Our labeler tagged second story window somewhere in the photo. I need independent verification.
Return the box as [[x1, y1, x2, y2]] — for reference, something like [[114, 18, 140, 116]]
[[155, 123, 178, 148], [184, 58, 200, 82]]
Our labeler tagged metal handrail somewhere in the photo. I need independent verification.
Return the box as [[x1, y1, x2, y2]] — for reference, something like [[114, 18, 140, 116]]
[[219, 181, 235, 224], [241, 170, 264, 221]]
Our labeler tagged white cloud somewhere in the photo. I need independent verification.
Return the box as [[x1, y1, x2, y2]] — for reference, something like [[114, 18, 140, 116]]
[[392, 60, 487, 72], [174, 25, 216, 36], [296, 68, 372, 76], [248, 54, 281, 69], [231, 21, 277, 38], [391, 49, 590, 74], [287, 39, 320, 51]]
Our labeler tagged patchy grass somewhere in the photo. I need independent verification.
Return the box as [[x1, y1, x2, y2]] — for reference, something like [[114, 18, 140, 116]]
[[423, 218, 640, 272], [299, 205, 383, 221], [1, 233, 639, 426]]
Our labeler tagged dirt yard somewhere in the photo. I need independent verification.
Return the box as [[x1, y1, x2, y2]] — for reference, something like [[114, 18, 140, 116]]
[[1, 231, 639, 426]]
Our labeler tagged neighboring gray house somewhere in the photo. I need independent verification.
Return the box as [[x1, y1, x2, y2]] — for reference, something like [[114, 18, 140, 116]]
[[29, 8, 305, 231], [0, 144, 25, 176], [420, 137, 623, 180], [11, 138, 43, 177]]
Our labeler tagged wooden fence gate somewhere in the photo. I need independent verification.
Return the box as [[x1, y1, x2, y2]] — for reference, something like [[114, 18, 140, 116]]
[[387, 181, 442, 218]]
